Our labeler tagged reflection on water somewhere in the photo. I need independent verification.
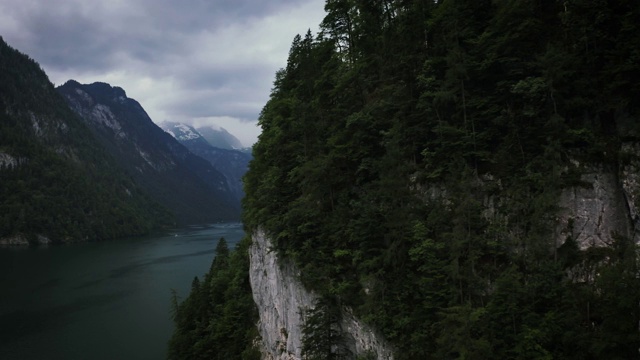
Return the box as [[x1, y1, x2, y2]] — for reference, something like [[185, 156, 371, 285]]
[[0, 222, 244, 360]]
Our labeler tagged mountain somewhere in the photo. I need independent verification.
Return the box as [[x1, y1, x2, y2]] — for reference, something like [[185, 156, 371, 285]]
[[160, 122, 252, 203], [57, 81, 240, 224], [0, 37, 169, 244], [163, 122, 209, 146], [195, 125, 244, 150]]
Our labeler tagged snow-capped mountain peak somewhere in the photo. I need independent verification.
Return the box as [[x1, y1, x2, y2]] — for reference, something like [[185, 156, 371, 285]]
[[160, 121, 246, 151], [161, 122, 203, 141]]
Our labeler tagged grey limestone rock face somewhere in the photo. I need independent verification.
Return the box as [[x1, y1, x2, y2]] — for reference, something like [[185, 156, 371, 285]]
[[0, 234, 50, 246], [249, 229, 394, 360], [0, 152, 19, 169], [250, 229, 313, 360], [0, 234, 29, 246], [557, 160, 636, 249], [620, 142, 640, 242], [248, 144, 640, 359]]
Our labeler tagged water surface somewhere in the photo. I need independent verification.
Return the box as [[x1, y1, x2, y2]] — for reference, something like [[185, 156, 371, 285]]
[[0, 223, 244, 360]]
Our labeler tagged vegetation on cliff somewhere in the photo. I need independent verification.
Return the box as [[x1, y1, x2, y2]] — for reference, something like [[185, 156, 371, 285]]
[[168, 237, 260, 360], [242, 0, 640, 358]]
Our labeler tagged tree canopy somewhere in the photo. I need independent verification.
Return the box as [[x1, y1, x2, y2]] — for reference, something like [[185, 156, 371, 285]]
[[243, 0, 640, 358], [168, 237, 261, 360]]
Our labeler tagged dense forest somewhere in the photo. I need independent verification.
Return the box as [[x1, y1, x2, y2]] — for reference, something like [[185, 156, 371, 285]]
[[0, 37, 172, 243], [168, 237, 260, 360], [171, 0, 640, 358], [242, 0, 640, 358]]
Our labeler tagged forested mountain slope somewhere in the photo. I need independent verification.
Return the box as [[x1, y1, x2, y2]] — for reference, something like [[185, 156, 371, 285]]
[[57, 81, 240, 224], [241, 1, 640, 359], [0, 37, 169, 244]]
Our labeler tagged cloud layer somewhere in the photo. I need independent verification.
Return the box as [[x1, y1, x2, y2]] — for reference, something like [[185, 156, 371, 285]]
[[0, 0, 326, 146]]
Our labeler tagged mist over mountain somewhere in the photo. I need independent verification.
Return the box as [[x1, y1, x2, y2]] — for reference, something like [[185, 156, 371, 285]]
[[195, 124, 244, 150]]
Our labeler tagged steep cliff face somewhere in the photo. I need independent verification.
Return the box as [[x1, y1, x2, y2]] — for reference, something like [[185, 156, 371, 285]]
[[250, 229, 394, 360], [557, 165, 633, 250], [248, 141, 640, 359]]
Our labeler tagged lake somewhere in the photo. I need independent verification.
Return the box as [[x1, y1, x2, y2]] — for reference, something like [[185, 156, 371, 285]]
[[0, 222, 245, 360]]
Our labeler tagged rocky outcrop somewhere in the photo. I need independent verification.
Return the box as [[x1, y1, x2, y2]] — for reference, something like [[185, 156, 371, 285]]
[[0, 152, 22, 169], [341, 309, 394, 360], [554, 142, 640, 249], [0, 234, 51, 246], [250, 229, 314, 359], [0, 234, 29, 246], [249, 229, 394, 360], [557, 162, 634, 249], [620, 142, 640, 241]]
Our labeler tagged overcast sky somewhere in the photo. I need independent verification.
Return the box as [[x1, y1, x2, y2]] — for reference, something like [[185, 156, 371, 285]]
[[0, 0, 327, 146]]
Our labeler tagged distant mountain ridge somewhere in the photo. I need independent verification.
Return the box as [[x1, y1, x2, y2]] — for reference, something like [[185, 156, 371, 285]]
[[195, 124, 244, 150], [164, 123, 204, 142], [57, 81, 240, 224], [160, 122, 252, 203]]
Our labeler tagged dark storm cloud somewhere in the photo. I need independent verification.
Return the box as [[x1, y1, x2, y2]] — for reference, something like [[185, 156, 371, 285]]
[[168, 63, 276, 117], [12, 6, 115, 71], [168, 89, 266, 120], [1, 0, 309, 70], [0, 0, 326, 144]]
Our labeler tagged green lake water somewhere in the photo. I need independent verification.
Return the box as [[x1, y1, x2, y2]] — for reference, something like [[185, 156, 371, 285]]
[[0, 222, 245, 360]]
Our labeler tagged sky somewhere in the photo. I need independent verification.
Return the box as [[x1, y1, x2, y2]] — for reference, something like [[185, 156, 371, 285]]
[[0, 0, 327, 147]]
